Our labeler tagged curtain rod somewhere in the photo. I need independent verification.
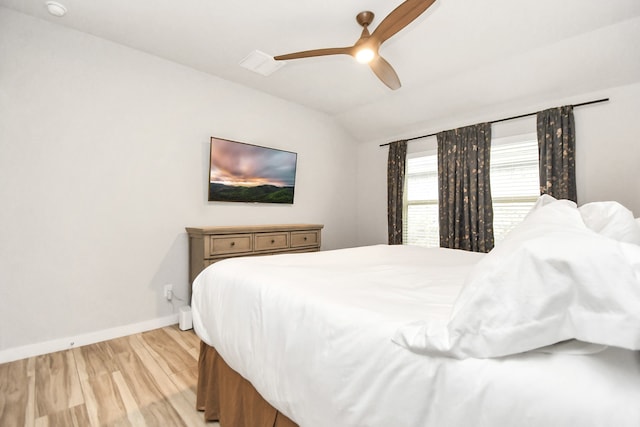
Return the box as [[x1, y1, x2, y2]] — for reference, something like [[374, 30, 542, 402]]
[[379, 97, 609, 147]]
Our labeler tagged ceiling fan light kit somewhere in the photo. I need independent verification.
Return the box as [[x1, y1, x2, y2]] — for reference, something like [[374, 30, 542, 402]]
[[273, 0, 437, 90], [355, 48, 375, 64]]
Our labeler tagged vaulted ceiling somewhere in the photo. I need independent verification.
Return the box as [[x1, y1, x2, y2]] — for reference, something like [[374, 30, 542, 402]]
[[2, 0, 639, 142]]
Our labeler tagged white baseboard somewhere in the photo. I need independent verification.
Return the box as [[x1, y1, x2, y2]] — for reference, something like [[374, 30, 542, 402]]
[[0, 313, 180, 364]]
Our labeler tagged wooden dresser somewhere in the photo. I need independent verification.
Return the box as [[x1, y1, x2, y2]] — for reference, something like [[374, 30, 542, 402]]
[[186, 223, 323, 285]]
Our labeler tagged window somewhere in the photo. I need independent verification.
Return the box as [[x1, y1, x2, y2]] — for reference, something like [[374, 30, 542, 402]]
[[490, 135, 540, 242], [403, 152, 439, 247], [403, 134, 540, 247]]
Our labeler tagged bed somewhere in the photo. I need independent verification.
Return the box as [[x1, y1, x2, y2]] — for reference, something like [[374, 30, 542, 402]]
[[191, 197, 640, 427]]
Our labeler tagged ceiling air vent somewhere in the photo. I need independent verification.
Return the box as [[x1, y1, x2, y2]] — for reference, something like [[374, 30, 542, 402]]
[[239, 50, 285, 76]]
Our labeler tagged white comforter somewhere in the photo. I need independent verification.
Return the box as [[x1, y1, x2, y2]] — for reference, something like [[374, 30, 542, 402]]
[[192, 244, 640, 427]]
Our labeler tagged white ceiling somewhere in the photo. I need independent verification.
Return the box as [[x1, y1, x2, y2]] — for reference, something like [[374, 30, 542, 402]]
[[2, 0, 640, 143]]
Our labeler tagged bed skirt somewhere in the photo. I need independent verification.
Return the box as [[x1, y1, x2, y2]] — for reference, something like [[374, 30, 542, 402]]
[[196, 342, 299, 427]]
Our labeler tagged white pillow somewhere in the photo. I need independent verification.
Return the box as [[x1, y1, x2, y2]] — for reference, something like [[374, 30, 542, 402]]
[[485, 197, 578, 271], [527, 193, 558, 213], [579, 201, 640, 245], [393, 199, 640, 359]]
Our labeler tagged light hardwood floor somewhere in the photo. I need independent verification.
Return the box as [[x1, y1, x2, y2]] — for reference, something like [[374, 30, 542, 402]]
[[0, 325, 219, 427]]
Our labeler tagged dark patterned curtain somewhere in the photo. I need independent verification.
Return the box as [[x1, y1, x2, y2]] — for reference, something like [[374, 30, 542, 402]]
[[536, 105, 577, 202], [387, 140, 407, 245], [437, 123, 494, 253]]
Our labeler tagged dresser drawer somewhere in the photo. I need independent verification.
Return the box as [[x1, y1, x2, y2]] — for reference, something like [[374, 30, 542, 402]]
[[187, 224, 323, 295], [209, 234, 252, 256], [291, 231, 319, 248], [254, 232, 289, 251]]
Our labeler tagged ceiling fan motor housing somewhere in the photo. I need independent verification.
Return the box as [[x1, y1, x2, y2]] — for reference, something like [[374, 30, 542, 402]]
[[356, 11, 375, 28]]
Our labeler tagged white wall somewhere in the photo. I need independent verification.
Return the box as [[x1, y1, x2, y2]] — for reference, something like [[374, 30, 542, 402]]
[[0, 8, 358, 360], [356, 83, 640, 245]]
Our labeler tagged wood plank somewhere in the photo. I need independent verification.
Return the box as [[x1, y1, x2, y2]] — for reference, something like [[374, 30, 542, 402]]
[[82, 373, 129, 426], [163, 325, 200, 360], [114, 346, 165, 408], [0, 358, 30, 427], [140, 329, 197, 376], [34, 404, 92, 427], [179, 327, 202, 350], [171, 367, 199, 397], [34, 351, 84, 418], [25, 357, 36, 427], [131, 334, 207, 426], [114, 337, 186, 426], [73, 341, 118, 380], [112, 371, 147, 426], [105, 336, 135, 356]]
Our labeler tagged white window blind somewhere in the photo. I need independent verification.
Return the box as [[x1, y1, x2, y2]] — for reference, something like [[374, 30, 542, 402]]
[[403, 153, 439, 247], [490, 137, 540, 243], [402, 135, 540, 247]]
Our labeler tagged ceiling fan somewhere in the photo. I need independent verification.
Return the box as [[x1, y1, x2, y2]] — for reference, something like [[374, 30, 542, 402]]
[[273, 0, 437, 90]]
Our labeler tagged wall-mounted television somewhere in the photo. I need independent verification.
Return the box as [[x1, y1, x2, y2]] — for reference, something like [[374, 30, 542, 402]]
[[208, 137, 297, 204]]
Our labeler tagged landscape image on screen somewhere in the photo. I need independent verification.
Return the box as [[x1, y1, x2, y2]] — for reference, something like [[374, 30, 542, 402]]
[[209, 137, 297, 204]]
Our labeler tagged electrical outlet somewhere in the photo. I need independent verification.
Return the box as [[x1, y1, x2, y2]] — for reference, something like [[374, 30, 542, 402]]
[[164, 284, 173, 300]]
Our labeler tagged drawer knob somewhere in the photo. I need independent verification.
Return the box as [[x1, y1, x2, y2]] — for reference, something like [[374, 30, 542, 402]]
[[304, 237, 307, 241], [271, 239, 275, 244], [230, 242, 235, 246]]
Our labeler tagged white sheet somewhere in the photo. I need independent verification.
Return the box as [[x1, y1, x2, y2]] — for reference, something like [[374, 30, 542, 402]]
[[192, 245, 640, 427]]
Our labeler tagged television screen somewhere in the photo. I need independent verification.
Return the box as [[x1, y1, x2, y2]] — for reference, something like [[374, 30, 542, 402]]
[[208, 137, 297, 204]]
